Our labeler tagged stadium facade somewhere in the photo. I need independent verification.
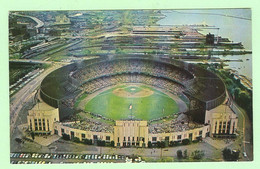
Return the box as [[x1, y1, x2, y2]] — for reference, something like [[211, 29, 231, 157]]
[[27, 57, 238, 147]]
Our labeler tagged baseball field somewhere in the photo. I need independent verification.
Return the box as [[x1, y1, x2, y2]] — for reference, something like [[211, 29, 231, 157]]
[[79, 84, 186, 121]]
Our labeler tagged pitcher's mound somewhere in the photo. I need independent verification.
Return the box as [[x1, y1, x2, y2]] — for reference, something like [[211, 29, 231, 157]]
[[113, 86, 154, 98]]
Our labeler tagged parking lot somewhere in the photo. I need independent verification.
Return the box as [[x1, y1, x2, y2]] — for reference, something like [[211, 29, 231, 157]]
[[10, 152, 144, 164]]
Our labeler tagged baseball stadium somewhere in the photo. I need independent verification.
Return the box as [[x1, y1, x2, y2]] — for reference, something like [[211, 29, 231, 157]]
[[27, 56, 238, 147]]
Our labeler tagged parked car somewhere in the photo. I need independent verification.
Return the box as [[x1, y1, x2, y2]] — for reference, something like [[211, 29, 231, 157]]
[[243, 152, 247, 157]]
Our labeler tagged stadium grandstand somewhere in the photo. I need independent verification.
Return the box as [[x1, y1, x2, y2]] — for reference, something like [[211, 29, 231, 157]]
[[27, 56, 237, 147]]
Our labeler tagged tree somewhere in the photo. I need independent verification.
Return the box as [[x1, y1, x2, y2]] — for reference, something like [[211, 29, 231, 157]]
[[192, 150, 204, 160], [30, 132, 35, 141], [83, 138, 93, 145], [110, 141, 115, 147], [72, 137, 80, 143], [232, 151, 240, 161], [15, 138, 23, 144], [222, 148, 240, 161], [83, 139, 89, 145], [222, 148, 231, 160], [177, 150, 183, 159], [169, 141, 179, 147], [196, 136, 202, 142], [148, 141, 152, 148], [182, 139, 190, 145], [183, 149, 188, 159], [160, 141, 166, 148], [62, 133, 70, 140], [157, 141, 161, 148], [169, 141, 174, 147], [101, 140, 106, 146], [225, 79, 233, 86], [97, 140, 102, 146], [234, 88, 241, 99], [89, 139, 93, 145]]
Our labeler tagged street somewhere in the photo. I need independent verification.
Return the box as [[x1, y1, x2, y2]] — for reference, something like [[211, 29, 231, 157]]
[[10, 63, 67, 134], [230, 101, 253, 161]]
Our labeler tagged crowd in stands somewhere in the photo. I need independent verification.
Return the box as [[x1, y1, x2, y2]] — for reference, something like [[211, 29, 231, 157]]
[[81, 73, 184, 95], [71, 59, 193, 85], [84, 111, 115, 123], [148, 112, 204, 134], [63, 114, 114, 133], [184, 78, 225, 101]]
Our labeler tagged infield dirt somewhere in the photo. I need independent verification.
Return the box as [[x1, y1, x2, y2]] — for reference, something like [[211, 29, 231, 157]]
[[112, 86, 154, 98]]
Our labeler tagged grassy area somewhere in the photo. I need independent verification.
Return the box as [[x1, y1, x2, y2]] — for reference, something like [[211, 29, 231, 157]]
[[9, 53, 22, 59], [142, 157, 174, 162], [83, 85, 179, 120], [47, 50, 70, 62]]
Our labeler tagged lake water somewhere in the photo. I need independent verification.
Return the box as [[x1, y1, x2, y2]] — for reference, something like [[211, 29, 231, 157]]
[[157, 9, 252, 78], [217, 54, 252, 78]]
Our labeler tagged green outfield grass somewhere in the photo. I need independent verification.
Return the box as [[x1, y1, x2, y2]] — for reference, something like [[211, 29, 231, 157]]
[[83, 85, 180, 120]]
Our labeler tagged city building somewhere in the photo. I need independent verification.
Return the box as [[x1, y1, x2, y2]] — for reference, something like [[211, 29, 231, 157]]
[[206, 33, 214, 45]]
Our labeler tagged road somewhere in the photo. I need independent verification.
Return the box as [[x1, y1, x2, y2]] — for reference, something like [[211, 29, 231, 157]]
[[12, 13, 44, 29], [10, 63, 68, 134], [230, 101, 253, 161], [9, 59, 69, 65]]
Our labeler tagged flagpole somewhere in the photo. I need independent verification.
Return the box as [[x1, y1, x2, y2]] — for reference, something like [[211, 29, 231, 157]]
[[131, 103, 133, 120], [131, 105, 132, 120], [129, 103, 133, 120]]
